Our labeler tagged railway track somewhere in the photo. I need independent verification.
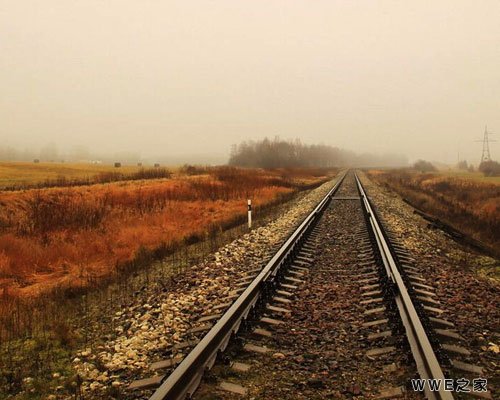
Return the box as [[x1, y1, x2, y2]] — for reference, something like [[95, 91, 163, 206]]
[[125, 171, 488, 400]]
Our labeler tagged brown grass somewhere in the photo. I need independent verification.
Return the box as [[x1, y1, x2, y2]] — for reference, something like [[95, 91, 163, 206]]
[[368, 169, 500, 251], [0, 167, 332, 298]]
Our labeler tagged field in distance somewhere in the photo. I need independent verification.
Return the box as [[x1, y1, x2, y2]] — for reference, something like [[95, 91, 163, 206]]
[[0, 165, 334, 299], [0, 161, 172, 189], [435, 169, 500, 185]]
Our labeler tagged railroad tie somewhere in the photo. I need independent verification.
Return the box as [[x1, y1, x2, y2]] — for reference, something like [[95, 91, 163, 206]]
[[128, 375, 164, 391], [231, 362, 251, 372], [221, 293, 240, 302], [451, 359, 484, 375], [407, 274, 427, 283], [411, 281, 435, 290], [434, 329, 464, 341], [428, 316, 455, 328], [198, 313, 222, 323], [366, 346, 396, 358], [423, 305, 445, 315], [150, 356, 183, 371], [173, 339, 200, 351], [290, 265, 309, 272], [280, 283, 298, 290], [266, 304, 291, 314], [260, 316, 285, 326], [359, 277, 379, 284], [367, 330, 392, 341], [187, 323, 213, 334], [276, 289, 294, 297], [416, 295, 441, 306], [362, 319, 389, 328], [253, 328, 273, 338], [213, 302, 233, 311], [273, 296, 292, 304], [229, 287, 245, 295], [362, 290, 382, 298], [441, 344, 471, 356], [243, 343, 273, 354], [364, 306, 386, 316], [375, 386, 404, 399], [218, 381, 248, 395], [284, 276, 303, 284], [360, 297, 383, 305]]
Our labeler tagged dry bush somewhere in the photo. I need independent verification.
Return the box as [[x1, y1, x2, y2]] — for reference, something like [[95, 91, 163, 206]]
[[179, 164, 209, 176], [413, 160, 436, 172], [479, 160, 500, 177], [17, 190, 108, 234]]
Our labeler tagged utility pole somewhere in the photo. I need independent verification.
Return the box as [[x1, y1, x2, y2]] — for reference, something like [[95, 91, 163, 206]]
[[475, 125, 496, 164]]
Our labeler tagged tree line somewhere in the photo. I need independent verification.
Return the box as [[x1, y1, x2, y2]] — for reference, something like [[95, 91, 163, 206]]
[[228, 137, 407, 168]]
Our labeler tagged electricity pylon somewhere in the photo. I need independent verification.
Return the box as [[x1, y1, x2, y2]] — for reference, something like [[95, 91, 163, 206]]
[[475, 125, 496, 163]]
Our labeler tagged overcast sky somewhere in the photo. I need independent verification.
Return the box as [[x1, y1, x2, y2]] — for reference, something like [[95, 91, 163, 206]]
[[1, 1, 499, 164]]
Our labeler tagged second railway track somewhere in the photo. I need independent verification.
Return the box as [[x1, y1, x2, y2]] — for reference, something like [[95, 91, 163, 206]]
[[125, 171, 489, 400]]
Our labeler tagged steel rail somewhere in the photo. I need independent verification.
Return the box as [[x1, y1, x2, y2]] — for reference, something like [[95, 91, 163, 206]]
[[149, 171, 347, 400], [355, 173, 453, 400]]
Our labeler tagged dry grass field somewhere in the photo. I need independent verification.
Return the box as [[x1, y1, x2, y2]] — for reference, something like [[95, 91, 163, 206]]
[[0, 162, 174, 190], [434, 169, 500, 185], [0, 165, 332, 299], [0, 162, 139, 187], [368, 169, 500, 253]]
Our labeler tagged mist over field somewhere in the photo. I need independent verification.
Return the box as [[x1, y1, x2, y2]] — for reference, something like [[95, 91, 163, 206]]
[[1, 1, 499, 165], [0, 139, 407, 168]]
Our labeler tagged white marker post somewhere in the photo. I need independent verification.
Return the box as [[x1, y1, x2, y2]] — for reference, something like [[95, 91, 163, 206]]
[[247, 199, 252, 229]]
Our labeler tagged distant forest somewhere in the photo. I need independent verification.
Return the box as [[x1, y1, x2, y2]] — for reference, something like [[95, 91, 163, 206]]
[[229, 138, 407, 168]]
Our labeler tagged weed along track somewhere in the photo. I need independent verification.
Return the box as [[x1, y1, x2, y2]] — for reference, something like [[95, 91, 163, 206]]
[[101, 171, 491, 400]]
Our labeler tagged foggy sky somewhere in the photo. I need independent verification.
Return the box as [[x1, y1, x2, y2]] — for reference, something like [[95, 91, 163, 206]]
[[1, 1, 499, 165]]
